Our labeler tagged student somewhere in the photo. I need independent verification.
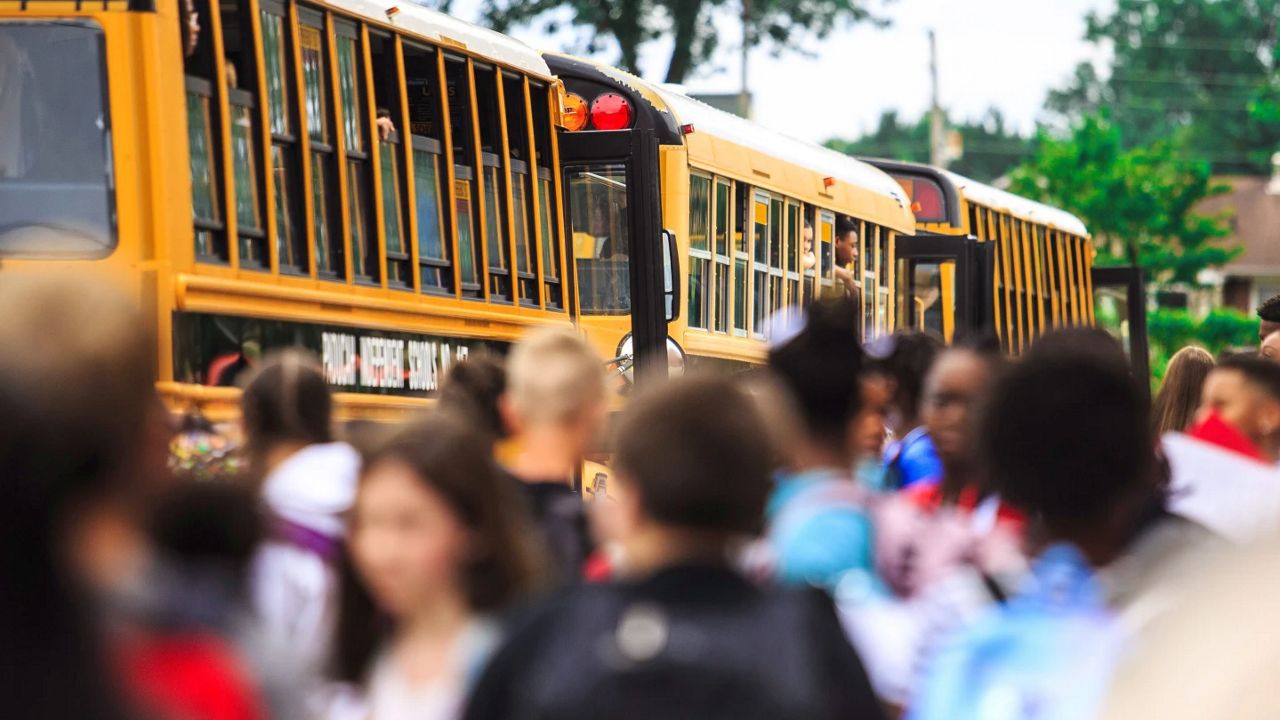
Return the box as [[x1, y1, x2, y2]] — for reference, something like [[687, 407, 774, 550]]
[[852, 371, 892, 491], [376, 107, 396, 141], [876, 341, 1023, 600], [765, 296, 876, 591], [329, 415, 544, 720], [437, 353, 510, 451], [911, 337, 1159, 720], [1258, 292, 1280, 342], [832, 217, 859, 295], [1151, 346, 1214, 435], [464, 377, 885, 720], [243, 350, 361, 672], [872, 331, 943, 489], [1165, 354, 1280, 542], [0, 275, 264, 720], [501, 328, 607, 585], [1263, 329, 1280, 362]]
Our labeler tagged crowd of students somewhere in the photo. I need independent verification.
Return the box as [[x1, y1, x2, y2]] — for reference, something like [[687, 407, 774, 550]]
[[8, 272, 1280, 720]]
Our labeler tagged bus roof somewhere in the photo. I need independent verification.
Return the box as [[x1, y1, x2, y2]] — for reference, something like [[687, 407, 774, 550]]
[[654, 86, 916, 231], [554, 56, 916, 233], [941, 170, 1089, 237], [328, 0, 553, 79]]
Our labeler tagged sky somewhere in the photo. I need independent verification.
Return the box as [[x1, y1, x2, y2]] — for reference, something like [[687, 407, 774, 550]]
[[440, 0, 1115, 144]]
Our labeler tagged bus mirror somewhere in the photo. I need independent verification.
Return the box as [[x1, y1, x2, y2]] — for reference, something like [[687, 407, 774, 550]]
[[662, 229, 679, 323]]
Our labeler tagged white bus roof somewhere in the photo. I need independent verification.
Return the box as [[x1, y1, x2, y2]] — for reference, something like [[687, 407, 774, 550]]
[[942, 170, 1089, 237], [326, 0, 553, 79], [654, 86, 914, 217]]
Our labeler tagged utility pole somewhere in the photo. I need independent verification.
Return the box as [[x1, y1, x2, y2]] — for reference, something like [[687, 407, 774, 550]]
[[739, 0, 751, 119], [928, 29, 946, 168]]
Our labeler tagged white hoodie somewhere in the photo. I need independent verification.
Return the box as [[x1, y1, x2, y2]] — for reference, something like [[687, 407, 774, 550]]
[[251, 442, 361, 671]]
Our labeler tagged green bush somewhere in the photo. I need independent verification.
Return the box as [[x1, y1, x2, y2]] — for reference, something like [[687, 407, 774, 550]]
[[1148, 307, 1256, 384]]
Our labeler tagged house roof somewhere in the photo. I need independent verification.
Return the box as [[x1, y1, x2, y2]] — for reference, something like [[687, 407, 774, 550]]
[[1202, 176, 1280, 277]]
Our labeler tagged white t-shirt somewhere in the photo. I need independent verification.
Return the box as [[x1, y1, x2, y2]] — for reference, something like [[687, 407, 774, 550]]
[[325, 619, 500, 720], [1164, 432, 1280, 544]]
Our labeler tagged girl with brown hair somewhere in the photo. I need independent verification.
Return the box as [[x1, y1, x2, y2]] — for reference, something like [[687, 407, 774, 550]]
[[328, 414, 545, 720], [242, 349, 361, 673], [1152, 346, 1215, 436]]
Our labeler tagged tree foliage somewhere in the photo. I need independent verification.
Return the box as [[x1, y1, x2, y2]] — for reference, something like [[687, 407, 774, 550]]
[[824, 108, 1033, 182], [1047, 0, 1280, 174], [1007, 113, 1236, 286], [475, 0, 882, 84], [1147, 307, 1256, 381]]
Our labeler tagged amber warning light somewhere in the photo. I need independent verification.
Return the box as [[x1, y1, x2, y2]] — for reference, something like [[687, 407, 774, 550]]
[[385, 6, 400, 18], [823, 176, 835, 189], [563, 93, 588, 132]]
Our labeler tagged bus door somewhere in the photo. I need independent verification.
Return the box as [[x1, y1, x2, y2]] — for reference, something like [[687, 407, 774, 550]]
[[1092, 265, 1151, 388], [894, 235, 992, 343], [558, 127, 671, 381]]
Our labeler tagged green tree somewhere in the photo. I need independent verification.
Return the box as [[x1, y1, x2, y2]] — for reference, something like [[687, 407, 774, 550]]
[[824, 108, 1033, 182], [1006, 113, 1236, 286], [475, 0, 883, 84], [1047, 0, 1280, 174]]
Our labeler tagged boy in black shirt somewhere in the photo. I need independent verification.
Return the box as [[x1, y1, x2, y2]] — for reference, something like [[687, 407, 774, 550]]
[[467, 377, 884, 720]]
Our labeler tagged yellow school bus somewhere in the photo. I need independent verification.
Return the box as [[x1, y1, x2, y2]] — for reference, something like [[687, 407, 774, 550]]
[[866, 160, 1094, 348], [0, 0, 576, 420], [544, 54, 918, 380]]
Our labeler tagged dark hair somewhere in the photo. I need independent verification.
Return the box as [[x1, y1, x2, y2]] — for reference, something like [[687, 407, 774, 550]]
[[1216, 353, 1280, 402], [1028, 326, 1130, 370], [437, 354, 508, 443], [333, 414, 545, 682], [613, 376, 772, 535], [768, 297, 865, 449], [1258, 293, 1280, 323], [869, 330, 943, 430], [981, 335, 1152, 530], [240, 349, 333, 479], [0, 277, 154, 719], [149, 481, 263, 589], [835, 216, 859, 237], [1152, 346, 1214, 436]]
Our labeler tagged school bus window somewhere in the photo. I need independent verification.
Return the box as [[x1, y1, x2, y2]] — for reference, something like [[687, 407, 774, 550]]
[[336, 24, 378, 284], [751, 192, 769, 335], [529, 81, 562, 309], [473, 65, 511, 302], [0, 23, 116, 259], [443, 56, 482, 296], [768, 197, 784, 314], [569, 164, 629, 314], [181, 0, 226, 263], [713, 178, 732, 333], [801, 205, 817, 299], [186, 76, 224, 261], [229, 93, 266, 268], [818, 210, 834, 289], [502, 73, 537, 306], [402, 43, 451, 294], [257, 1, 304, 271], [877, 225, 891, 332], [785, 202, 800, 307], [688, 173, 711, 329], [733, 182, 750, 335], [369, 32, 410, 289], [298, 11, 338, 277]]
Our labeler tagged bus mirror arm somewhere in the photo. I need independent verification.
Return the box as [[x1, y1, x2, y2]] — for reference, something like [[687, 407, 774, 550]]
[[662, 229, 679, 323]]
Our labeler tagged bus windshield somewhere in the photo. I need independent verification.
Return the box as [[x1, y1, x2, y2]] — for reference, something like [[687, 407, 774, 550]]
[[568, 164, 630, 315], [0, 22, 114, 258]]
